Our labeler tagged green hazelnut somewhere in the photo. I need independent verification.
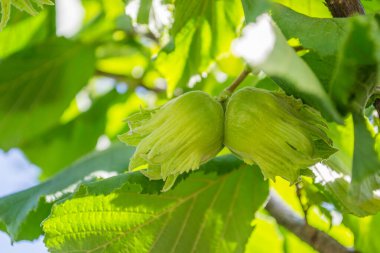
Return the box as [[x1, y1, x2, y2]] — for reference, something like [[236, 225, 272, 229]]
[[119, 91, 224, 191], [224, 87, 336, 183]]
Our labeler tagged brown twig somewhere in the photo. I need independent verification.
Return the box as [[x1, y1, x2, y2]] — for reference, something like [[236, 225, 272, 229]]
[[224, 68, 251, 94], [95, 69, 165, 93], [324, 0, 365, 17], [265, 191, 356, 253]]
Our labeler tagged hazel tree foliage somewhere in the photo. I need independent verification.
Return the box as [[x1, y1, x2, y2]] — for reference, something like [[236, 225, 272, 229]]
[[0, 0, 380, 253]]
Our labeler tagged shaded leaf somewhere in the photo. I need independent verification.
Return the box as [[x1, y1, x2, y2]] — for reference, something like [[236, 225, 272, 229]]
[[328, 16, 380, 197], [329, 16, 380, 115], [241, 0, 270, 23], [0, 38, 95, 149], [351, 113, 380, 200], [271, 4, 348, 90]]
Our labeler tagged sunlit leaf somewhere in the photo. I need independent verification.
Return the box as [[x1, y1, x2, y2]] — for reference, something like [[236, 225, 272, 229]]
[[0, 10, 52, 59], [245, 214, 284, 253], [274, 0, 331, 17], [43, 157, 269, 253]]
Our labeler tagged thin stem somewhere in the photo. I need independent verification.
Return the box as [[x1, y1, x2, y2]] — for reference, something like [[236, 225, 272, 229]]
[[225, 68, 251, 94], [95, 69, 164, 93]]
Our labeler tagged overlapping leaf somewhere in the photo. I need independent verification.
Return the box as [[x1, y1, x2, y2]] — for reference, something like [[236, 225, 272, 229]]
[[270, 4, 348, 90], [329, 16, 380, 197], [330, 16, 380, 115], [234, 11, 342, 122], [312, 118, 380, 217]]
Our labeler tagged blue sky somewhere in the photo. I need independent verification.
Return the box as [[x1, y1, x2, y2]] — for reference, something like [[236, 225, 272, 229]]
[[0, 149, 48, 253]]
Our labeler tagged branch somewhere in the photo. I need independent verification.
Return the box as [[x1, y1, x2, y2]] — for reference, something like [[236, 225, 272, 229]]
[[324, 0, 365, 17], [265, 191, 356, 253], [224, 68, 251, 94], [95, 70, 165, 93]]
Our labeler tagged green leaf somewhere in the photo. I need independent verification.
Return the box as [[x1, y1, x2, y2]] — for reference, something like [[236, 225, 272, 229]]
[[245, 214, 284, 253], [327, 16, 380, 198], [137, 0, 152, 24], [312, 117, 380, 216], [362, 0, 380, 14], [156, 0, 244, 96], [0, 0, 11, 30], [0, 0, 54, 30], [271, 4, 348, 90], [0, 143, 134, 241], [329, 16, 380, 115], [264, 36, 342, 123], [348, 213, 380, 253], [274, 0, 331, 17], [279, 227, 317, 253], [0, 38, 96, 149], [43, 156, 269, 253], [0, 11, 51, 59], [351, 113, 380, 200], [271, 4, 345, 57], [241, 0, 270, 23]]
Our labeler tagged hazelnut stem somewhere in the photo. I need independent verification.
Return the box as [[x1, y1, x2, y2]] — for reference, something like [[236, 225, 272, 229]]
[[225, 68, 251, 94]]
